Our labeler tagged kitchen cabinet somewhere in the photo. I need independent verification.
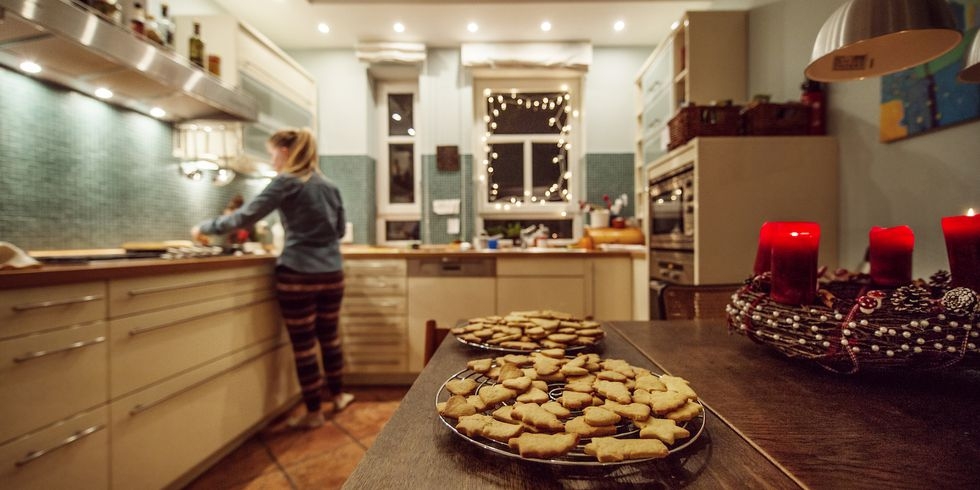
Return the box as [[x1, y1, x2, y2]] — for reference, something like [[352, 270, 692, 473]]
[[647, 136, 840, 284], [0, 406, 109, 490], [634, 10, 747, 224], [496, 258, 589, 318], [342, 259, 410, 376], [591, 257, 633, 321], [0, 281, 106, 339], [110, 339, 295, 490]]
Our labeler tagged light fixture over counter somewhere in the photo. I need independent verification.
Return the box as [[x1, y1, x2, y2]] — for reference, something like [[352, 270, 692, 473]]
[[805, 0, 962, 82]]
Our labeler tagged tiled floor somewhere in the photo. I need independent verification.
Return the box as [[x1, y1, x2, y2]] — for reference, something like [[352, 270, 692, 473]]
[[185, 386, 409, 490]]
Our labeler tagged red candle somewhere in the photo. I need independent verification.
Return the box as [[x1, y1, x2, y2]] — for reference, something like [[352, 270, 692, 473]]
[[770, 222, 821, 305], [942, 210, 980, 291], [753, 222, 776, 275], [869, 226, 914, 287]]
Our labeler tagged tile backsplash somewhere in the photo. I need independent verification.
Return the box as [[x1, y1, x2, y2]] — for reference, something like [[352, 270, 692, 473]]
[[319, 155, 376, 245], [585, 153, 635, 217], [423, 154, 474, 244], [0, 68, 264, 250]]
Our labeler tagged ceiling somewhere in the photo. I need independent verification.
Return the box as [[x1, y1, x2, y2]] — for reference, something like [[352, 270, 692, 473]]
[[210, 0, 776, 50]]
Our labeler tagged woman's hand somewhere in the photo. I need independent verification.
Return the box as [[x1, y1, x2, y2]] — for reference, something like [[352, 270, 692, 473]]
[[191, 226, 210, 245]]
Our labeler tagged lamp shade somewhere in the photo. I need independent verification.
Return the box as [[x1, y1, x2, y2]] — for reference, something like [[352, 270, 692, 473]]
[[958, 30, 980, 82], [806, 0, 961, 82]]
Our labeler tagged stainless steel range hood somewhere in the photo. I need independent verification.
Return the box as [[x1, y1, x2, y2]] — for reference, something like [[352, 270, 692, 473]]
[[0, 0, 257, 122]]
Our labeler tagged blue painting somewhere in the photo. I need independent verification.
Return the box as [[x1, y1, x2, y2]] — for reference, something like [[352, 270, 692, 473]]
[[880, 0, 980, 142]]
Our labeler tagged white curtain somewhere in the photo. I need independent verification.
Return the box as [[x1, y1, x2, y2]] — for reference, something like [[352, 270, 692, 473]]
[[460, 43, 593, 71], [356, 42, 427, 64]]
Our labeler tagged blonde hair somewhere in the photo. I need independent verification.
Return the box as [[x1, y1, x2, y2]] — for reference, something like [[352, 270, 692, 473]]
[[269, 128, 320, 176]]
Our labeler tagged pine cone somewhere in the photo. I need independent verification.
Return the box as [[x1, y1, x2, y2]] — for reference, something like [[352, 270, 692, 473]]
[[891, 285, 934, 313], [941, 287, 978, 318], [928, 270, 952, 296]]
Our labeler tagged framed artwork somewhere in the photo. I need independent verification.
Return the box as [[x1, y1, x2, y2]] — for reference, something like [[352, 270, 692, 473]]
[[880, 0, 980, 142]]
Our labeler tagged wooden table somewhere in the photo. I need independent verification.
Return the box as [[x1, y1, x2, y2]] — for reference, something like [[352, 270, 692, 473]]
[[610, 320, 980, 489], [344, 322, 800, 489]]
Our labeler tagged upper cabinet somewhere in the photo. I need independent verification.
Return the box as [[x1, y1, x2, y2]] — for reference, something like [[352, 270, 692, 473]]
[[634, 10, 747, 221]]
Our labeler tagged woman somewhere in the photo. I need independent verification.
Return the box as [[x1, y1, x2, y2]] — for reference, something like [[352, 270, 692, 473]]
[[192, 128, 353, 429]]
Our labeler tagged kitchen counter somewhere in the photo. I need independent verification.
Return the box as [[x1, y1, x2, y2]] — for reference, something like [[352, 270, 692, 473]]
[[1, 247, 640, 289], [342, 325, 799, 489]]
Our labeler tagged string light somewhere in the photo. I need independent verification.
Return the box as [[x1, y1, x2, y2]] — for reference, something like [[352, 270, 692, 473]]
[[483, 88, 574, 207]]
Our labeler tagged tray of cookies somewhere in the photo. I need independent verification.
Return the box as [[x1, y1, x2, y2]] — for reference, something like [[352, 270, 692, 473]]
[[435, 351, 705, 465], [451, 311, 604, 353]]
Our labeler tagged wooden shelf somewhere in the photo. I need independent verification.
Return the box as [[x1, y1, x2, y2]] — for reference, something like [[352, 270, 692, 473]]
[[674, 68, 689, 84]]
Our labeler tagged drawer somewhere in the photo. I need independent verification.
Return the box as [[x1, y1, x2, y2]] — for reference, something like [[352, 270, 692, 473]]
[[341, 315, 406, 331], [108, 265, 274, 318], [109, 290, 280, 398], [0, 406, 108, 490], [0, 321, 108, 443], [345, 351, 407, 374], [345, 276, 407, 296], [0, 282, 106, 340], [341, 296, 407, 316], [496, 258, 586, 277], [343, 330, 408, 354], [110, 340, 297, 490], [344, 259, 406, 277]]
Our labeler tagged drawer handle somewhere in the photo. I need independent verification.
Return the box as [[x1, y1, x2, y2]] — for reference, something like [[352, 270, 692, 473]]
[[15, 424, 105, 467], [128, 298, 273, 336], [12, 295, 103, 312], [14, 336, 106, 363], [127, 274, 268, 296], [130, 342, 287, 416]]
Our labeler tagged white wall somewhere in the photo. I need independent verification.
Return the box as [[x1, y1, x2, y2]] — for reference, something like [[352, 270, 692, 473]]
[[166, 0, 228, 16], [420, 49, 474, 156], [583, 47, 652, 153], [749, 0, 980, 276], [288, 49, 373, 156]]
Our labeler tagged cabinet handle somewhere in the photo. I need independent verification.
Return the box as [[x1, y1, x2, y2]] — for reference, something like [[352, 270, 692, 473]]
[[13, 336, 106, 363], [12, 295, 103, 312], [15, 424, 105, 467], [129, 342, 287, 416], [127, 274, 268, 296], [128, 298, 273, 336]]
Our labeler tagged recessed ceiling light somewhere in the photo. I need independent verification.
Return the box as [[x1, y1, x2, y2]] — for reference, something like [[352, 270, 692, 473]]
[[317, 23, 330, 34], [19, 60, 42, 74], [393, 22, 405, 33], [149, 107, 166, 118], [467, 22, 479, 33], [670, 20, 680, 31], [94, 87, 113, 99], [540, 21, 552, 32], [614, 20, 625, 32]]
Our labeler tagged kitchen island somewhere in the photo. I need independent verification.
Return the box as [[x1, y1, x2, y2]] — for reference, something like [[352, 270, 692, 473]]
[[343, 320, 980, 489]]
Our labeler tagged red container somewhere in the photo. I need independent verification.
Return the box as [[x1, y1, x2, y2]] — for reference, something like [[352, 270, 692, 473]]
[[770, 222, 821, 305], [869, 226, 914, 287], [942, 213, 980, 291]]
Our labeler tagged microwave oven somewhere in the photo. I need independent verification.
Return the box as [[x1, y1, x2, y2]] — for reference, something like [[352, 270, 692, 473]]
[[648, 165, 694, 251]]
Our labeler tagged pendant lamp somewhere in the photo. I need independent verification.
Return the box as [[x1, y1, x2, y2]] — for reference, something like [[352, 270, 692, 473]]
[[806, 0, 961, 82], [958, 31, 980, 82]]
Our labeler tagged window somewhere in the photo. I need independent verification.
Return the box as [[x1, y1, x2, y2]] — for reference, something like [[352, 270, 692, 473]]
[[377, 82, 420, 244], [474, 79, 580, 235]]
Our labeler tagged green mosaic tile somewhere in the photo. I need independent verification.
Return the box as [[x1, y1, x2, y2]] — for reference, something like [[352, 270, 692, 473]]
[[422, 154, 474, 244], [585, 153, 635, 218], [319, 155, 376, 244]]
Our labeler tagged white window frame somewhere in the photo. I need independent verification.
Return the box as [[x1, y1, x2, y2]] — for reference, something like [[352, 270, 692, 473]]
[[473, 78, 582, 233], [376, 81, 422, 245]]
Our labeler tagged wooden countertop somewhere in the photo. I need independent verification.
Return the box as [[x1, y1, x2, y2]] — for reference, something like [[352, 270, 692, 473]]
[[0, 254, 277, 289], [1, 247, 640, 289], [609, 321, 980, 488], [342, 327, 799, 489]]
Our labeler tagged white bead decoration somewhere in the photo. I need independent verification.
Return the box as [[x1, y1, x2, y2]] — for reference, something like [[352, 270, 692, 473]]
[[902, 331, 911, 338], [811, 326, 820, 332], [911, 321, 920, 328], [916, 338, 926, 345], [848, 322, 857, 328], [793, 315, 801, 321], [834, 314, 843, 320], [950, 321, 959, 328], [871, 345, 880, 352], [921, 320, 930, 327], [914, 347, 923, 353], [859, 320, 868, 326], [799, 339, 807, 345], [841, 339, 849, 346], [822, 341, 831, 347], [889, 329, 897, 336], [843, 329, 852, 336], [934, 343, 943, 350], [901, 344, 910, 351], [946, 334, 955, 341], [886, 350, 895, 357], [820, 315, 828, 321], [947, 347, 957, 353], [933, 326, 943, 333], [874, 331, 883, 337], [968, 343, 976, 350]]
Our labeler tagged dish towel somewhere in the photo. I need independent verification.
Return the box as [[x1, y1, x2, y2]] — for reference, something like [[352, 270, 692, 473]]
[[0, 242, 41, 270]]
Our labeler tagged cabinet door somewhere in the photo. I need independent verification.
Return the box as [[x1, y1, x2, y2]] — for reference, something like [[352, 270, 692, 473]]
[[496, 278, 586, 318], [0, 321, 108, 443], [110, 341, 296, 490], [0, 282, 106, 339], [0, 406, 108, 490], [108, 265, 272, 318], [406, 277, 496, 372], [591, 258, 633, 321]]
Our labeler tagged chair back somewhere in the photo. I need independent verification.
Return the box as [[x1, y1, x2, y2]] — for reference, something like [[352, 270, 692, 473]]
[[423, 319, 450, 366], [661, 284, 741, 320]]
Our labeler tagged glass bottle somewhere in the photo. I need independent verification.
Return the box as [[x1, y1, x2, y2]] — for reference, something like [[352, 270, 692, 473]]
[[189, 22, 205, 68], [130, 1, 146, 35], [157, 3, 175, 49]]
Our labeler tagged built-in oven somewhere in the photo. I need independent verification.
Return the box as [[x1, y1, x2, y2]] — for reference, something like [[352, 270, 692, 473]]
[[648, 165, 696, 317], [648, 165, 695, 251]]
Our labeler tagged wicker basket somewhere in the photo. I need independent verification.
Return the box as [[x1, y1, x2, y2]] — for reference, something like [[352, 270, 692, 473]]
[[742, 102, 811, 136], [667, 104, 742, 150], [726, 272, 980, 374]]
